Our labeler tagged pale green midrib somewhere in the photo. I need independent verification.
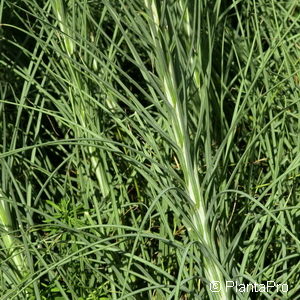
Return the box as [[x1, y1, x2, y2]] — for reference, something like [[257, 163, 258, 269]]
[[170, 88, 227, 300], [144, 1, 227, 298], [0, 191, 26, 279], [51, 0, 110, 200]]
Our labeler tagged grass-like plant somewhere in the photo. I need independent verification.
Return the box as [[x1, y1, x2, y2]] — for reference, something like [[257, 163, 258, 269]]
[[0, 0, 300, 299]]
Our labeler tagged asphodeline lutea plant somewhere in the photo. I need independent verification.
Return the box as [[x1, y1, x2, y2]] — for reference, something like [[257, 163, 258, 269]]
[[144, 0, 227, 298]]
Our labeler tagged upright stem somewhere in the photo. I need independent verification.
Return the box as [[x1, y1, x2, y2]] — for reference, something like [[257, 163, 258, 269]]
[[144, 1, 227, 298], [0, 190, 28, 287]]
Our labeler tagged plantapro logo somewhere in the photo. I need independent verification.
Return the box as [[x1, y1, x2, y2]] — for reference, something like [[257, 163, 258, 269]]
[[209, 281, 221, 292], [209, 280, 288, 294]]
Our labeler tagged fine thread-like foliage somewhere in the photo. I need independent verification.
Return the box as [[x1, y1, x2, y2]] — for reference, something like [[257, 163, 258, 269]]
[[0, 0, 300, 299]]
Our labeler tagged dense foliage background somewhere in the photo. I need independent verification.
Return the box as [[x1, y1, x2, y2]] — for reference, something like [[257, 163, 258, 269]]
[[1, 0, 300, 299]]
